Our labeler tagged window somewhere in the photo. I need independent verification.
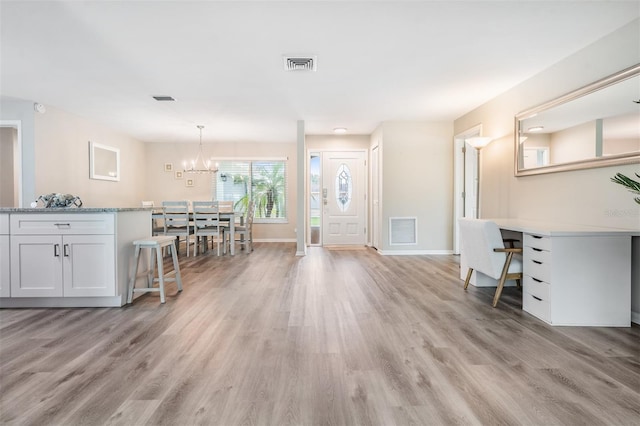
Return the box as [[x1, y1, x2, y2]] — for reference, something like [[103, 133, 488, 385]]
[[214, 160, 287, 223]]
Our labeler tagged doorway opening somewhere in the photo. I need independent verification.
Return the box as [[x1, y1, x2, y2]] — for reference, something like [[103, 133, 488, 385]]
[[307, 150, 367, 247], [453, 124, 482, 254], [0, 121, 22, 208]]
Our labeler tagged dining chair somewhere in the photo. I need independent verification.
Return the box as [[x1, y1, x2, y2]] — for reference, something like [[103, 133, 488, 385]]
[[192, 201, 226, 256], [162, 200, 193, 257], [231, 200, 255, 253], [216, 200, 234, 211], [458, 218, 522, 307], [141, 200, 163, 236]]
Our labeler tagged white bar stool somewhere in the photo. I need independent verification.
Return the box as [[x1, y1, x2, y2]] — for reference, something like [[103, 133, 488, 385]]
[[127, 236, 183, 304]]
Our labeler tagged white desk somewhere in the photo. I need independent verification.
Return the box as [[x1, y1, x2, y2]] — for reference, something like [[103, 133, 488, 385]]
[[461, 218, 639, 327]]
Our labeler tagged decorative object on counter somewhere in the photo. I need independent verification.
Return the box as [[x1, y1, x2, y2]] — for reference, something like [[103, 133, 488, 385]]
[[611, 172, 640, 204], [31, 193, 83, 208]]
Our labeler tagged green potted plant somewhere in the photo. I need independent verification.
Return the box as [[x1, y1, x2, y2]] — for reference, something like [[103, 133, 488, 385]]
[[611, 172, 640, 204]]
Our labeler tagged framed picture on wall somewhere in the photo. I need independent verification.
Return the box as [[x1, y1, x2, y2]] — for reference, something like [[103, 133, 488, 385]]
[[164, 163, 173, 172], [185, 178, 194, 187], [174, 171, 183, 179]]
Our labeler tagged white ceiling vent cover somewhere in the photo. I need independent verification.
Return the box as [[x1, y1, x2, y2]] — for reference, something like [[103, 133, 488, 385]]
[[283, 56, 317, 71], [389, 217, 417, 245]]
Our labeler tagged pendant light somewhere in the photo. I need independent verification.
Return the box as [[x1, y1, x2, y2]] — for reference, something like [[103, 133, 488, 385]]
[[183, 125, 218, 173]]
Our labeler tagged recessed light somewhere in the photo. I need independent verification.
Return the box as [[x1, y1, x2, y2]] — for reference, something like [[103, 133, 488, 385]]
[[528, 126, 544, 132], [333, 127, 347, 134]]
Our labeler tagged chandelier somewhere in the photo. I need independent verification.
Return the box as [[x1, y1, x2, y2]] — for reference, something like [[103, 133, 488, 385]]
[[183, 125, 218, 173]]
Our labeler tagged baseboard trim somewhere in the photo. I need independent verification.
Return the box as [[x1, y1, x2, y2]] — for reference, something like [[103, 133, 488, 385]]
[[253, 238, 297, 243], [632, 310, 640, 325], [377, 249, 454, 256]]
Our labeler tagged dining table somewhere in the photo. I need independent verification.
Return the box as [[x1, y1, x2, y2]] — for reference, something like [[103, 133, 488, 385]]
[[151, 207, 239, 255]]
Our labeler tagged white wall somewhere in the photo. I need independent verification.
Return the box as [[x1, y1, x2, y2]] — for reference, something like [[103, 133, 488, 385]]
[[144, 141, 297, 242], [454, 19, 640, 321], [377, 121, 453, 253], [33, 105, 147, 207]]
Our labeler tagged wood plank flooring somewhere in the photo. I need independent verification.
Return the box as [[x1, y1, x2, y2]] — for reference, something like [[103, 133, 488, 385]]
[[1, 243, 639, 425]]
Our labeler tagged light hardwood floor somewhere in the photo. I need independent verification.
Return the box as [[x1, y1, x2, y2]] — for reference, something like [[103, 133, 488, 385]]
[[1, 243, 638, 425]]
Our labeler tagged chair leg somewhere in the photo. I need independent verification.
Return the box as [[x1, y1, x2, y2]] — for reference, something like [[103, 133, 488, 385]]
[[463, 268, 473, 290], [493, 252, 514, 308], [127, 245, 141, 304], [170, 242, 182, 293], [156, 244, 166, 304]]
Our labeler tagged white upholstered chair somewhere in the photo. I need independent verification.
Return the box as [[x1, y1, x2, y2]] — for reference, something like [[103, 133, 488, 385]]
[[458, 218, 522, 307]]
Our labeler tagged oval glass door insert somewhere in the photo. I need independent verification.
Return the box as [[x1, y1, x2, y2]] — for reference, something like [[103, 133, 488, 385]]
[[335, 163, 352, 212]]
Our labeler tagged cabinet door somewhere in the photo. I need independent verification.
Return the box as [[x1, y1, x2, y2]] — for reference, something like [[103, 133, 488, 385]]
[[0, 235, 10, 297], [62, 235, 115, 297], [11, 235, 63, 297]]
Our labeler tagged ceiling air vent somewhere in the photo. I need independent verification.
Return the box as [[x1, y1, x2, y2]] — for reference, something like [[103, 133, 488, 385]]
[[283, 56, 317, 71], [152, 95, 176, 101]]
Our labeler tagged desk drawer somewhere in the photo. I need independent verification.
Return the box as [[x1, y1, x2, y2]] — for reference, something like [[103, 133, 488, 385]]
[[10, 214, 114, 235], [525, 257, 551, 283], [524, 245, 551, 264], [523, 291, 551, 323], [524, 233, 551, 251], [523, 275, 550, 299]]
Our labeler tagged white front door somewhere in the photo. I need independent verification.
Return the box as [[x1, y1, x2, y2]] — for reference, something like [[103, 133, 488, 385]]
[[322, 151, 366, 246]]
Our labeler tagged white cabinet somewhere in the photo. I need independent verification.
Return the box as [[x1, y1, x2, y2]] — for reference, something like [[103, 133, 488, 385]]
[[522, 232, 631, 326], [10, 214, 115, 298], [0, 214, 9, 297]]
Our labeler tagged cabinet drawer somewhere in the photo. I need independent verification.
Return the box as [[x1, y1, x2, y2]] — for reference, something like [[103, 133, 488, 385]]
[[524, 233, 551, 251], [525, 257, 551, 283], [0, 214, 8, 234], [523, 275, 550, 299], [523, 291, 551, 323], [11, 214, 114, 235], [524, 245, 551, 264]]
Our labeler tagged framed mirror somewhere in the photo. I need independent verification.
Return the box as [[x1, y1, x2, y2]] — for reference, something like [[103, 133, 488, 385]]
[[515, 64, 640, 176], [89, 141, 120, 181]]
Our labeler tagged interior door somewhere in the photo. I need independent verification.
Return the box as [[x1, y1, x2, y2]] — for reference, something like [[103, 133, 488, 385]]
[[322, 151, 366, 246], [371, 146, 379, 249]]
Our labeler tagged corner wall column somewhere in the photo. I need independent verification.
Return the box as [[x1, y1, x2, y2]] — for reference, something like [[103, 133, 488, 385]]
[[296, 120, 307, 256]]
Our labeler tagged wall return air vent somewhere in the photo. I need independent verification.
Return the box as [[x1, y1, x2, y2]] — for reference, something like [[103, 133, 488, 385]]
[[283, 56, 317, 71]]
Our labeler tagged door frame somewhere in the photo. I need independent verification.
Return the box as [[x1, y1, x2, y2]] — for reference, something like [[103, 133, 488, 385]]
[[453, 124, 482, 254], [0, 120, 22, 208], [306, 148, 368, 247]]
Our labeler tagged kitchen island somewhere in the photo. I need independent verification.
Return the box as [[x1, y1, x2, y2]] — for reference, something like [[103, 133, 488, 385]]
[[0, 208, 151, 308]]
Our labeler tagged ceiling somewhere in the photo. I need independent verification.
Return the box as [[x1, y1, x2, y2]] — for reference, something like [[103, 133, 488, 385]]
[[1, 1, 638, 144]]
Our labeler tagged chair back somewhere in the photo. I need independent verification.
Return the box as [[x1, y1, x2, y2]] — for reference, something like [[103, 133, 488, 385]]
[[458, 218, 508, 279], [216, 200, 234, 213], [162, 200, 190, 230], [192, 201, 221, 230]]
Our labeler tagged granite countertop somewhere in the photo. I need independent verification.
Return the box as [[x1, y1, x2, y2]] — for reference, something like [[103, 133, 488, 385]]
[[0, 207, 152, 213]]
